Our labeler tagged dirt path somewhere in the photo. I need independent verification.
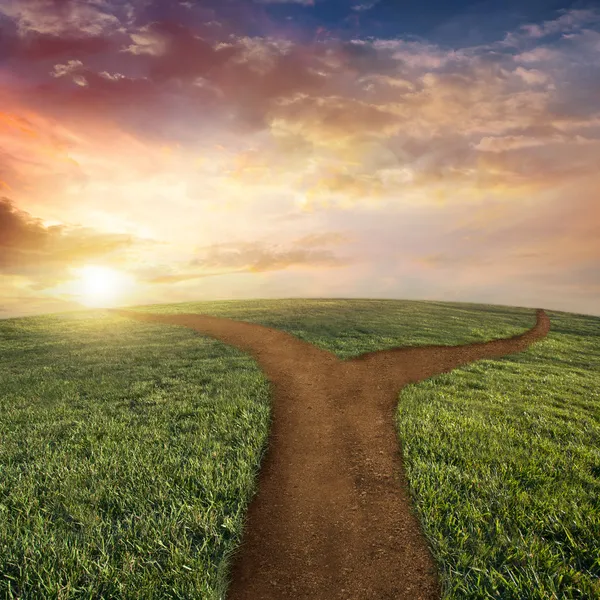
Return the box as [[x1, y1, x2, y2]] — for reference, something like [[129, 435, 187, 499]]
[[113, 307, 550, 600]]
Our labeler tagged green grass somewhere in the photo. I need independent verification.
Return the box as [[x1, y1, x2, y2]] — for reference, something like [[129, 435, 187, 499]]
[[1, 298, 599, 599]]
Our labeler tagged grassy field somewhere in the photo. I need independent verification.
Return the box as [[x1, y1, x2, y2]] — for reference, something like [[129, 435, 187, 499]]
[[1, 298, 599, 599]]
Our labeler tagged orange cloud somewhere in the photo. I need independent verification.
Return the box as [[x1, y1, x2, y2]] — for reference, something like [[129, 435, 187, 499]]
[[0, 197, 136, 276], [271, 95, 400, 144], [146, 269, 248, 284], [194, 233, 353, 271], [145, 232, 354, 284]]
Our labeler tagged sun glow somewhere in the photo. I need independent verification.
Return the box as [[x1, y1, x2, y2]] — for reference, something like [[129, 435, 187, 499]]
[[72, 265, 136, 307]]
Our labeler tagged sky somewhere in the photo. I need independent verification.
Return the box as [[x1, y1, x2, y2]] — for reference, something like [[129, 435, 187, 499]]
[[0, 0, 599, 318]]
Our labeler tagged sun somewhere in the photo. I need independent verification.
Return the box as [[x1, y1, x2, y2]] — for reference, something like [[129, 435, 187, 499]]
[[73, 265, 135, 308]]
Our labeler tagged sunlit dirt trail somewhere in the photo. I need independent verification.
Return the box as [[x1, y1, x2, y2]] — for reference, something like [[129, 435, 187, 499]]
[[113, 307, 551, 600]]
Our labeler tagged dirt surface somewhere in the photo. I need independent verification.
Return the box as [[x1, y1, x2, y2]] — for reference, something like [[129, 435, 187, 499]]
[[113, 307, 551, 600]]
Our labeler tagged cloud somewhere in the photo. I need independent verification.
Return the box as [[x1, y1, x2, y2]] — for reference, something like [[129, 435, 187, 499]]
[[0, 0, 121, 36], [473, 133, 595, 152], [303, 169, 386, 206], [352, 1, 379, 12], [121, 23, 169, 56], [125, 21, 239, 82], [145, 232, 353, 283], [3, 3, 600, 213], [272, 94, 400, 143], [198, 16, 600, 203], [50, 58, 83, 77], [514, 47, 561, 63], [513, 66, 550, 85], [0, 196, 135, 276], [207, 37, 331, 131], [144, 269, 247, 284], [194, 232, 352, 271], [508, 9, 600, 43], [110, 23, 328, 132]]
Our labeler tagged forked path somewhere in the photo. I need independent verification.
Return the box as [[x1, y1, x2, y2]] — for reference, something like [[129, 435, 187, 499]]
[[113, 308, 551, 600]]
